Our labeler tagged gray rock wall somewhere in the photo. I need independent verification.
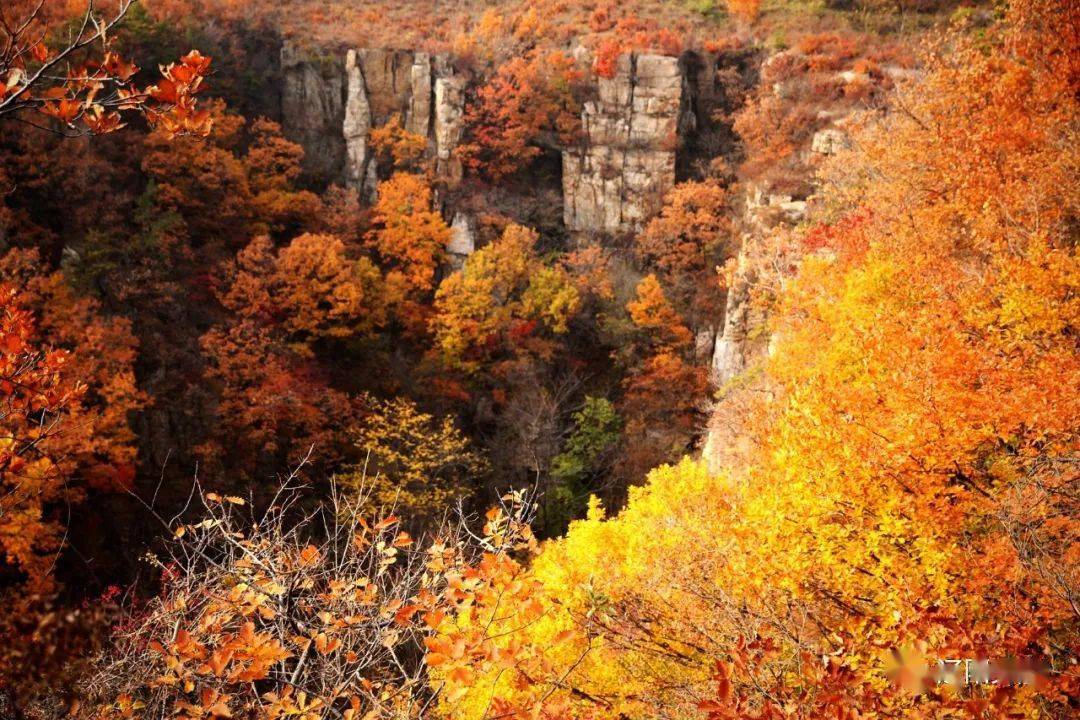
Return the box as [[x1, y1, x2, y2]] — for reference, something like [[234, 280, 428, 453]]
[[282, 46, 740, 261], [343, 50, 374, 198], [562, 54, 682, 236], [281, 43, 464, 193], [433, 75, 465, 185], [282, 47, 705, 239], [281, 45, 346, 181]]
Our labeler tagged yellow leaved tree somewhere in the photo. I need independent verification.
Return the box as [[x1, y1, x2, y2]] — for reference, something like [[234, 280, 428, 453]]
[[424, 1, 1080, 718]]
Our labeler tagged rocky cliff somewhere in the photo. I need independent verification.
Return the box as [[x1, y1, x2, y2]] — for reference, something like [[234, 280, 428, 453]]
[[279, 42, 868, 471], [280, 45, 744, 242], [561, 54, 682, 236], [282, 44, 465, 196], [281, 45, 347, 182], [702, 114, 858, 473]]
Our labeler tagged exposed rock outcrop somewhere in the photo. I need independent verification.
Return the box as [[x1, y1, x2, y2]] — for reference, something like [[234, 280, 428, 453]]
[[562, 54, 682, 235], [343, 48, 464, 194], [281, 44, 466, 192], [447, 212, 477, 270], [702, 234, 771, 474], [283, 46, 763, 279], [810, 128, 850, 156], [711, 248, 757, 387], [406, 53, 433, 138], [354, 49, 417, 125], [281, 45, 346, 181], [745, 185, 808, 226], [434, 76, 466, 185], [282, 42, 875, 479], [343, 50, 374, 195], [695, 325, 718, 363], [283, 46, 726, 244], [677, 46, 760, 179]]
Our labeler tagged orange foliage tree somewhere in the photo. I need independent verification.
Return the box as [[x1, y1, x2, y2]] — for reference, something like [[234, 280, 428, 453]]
[[635, 179, 732, 321], [366, 173, 451, 319], [0, 250, 145, 493], [625, 274, 693, 348], [430, 224, 580, 373], [422, 3, 1080, 718], [220, 234, 386, 343], [369, 115, 428, 173], [199, 233, 385, 479], [617, 275, 705, 483], [0, 249, 143, 589], [458, 51, 581, 180], [0, 289, 83, 592], [0, 253, 144, 706], [725, 0, 761, 23], [142, 101, 319, 242], [0, 1, 211, 136], [198, 318, 361, 482]]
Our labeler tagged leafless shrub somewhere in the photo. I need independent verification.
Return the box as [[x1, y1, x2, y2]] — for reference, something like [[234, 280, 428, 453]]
[[79, 463, 536, 720]]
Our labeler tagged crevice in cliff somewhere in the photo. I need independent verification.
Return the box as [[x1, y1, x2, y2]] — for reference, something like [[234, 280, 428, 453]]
[[617, 53, 638, 232]]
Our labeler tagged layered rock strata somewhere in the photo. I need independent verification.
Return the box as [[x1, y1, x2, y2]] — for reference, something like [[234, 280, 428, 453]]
[[282, 44, 465, 194], [281, 45, 347, 181], [562, 54, 682, 236]]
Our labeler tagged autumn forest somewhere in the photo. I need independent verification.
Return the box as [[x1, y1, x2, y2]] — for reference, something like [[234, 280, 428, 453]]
[[0, 0, 1076, 718]]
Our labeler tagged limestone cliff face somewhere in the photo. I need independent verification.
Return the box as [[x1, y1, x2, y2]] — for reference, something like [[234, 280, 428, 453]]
[[711, 249, 755, 388], [702, 69, 860, 473], [708, 118, 852, 394], [280, 44, 764, 293], [343, 50, 374, 199], [281, 45, 346, 181], [562, 54, 682, 236], [281, 46, 702, 260], [433, 74, 465, 184], [280, 47, 741, 242], [281, 43, 465, 194], [447, 212, 476, 270]]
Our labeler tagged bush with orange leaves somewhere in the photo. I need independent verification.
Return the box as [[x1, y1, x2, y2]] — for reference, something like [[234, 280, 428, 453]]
[[0, 289, 83, 593], [458, 51, 582, 181], [732, 31, 912, 193], [725, 0, 761, 23], [369, 116, 429, 173], [591, 14, 684, 79], [0, 1, 212, 137], [0, 258, 144, 704], [81, 480, 541, 720]]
